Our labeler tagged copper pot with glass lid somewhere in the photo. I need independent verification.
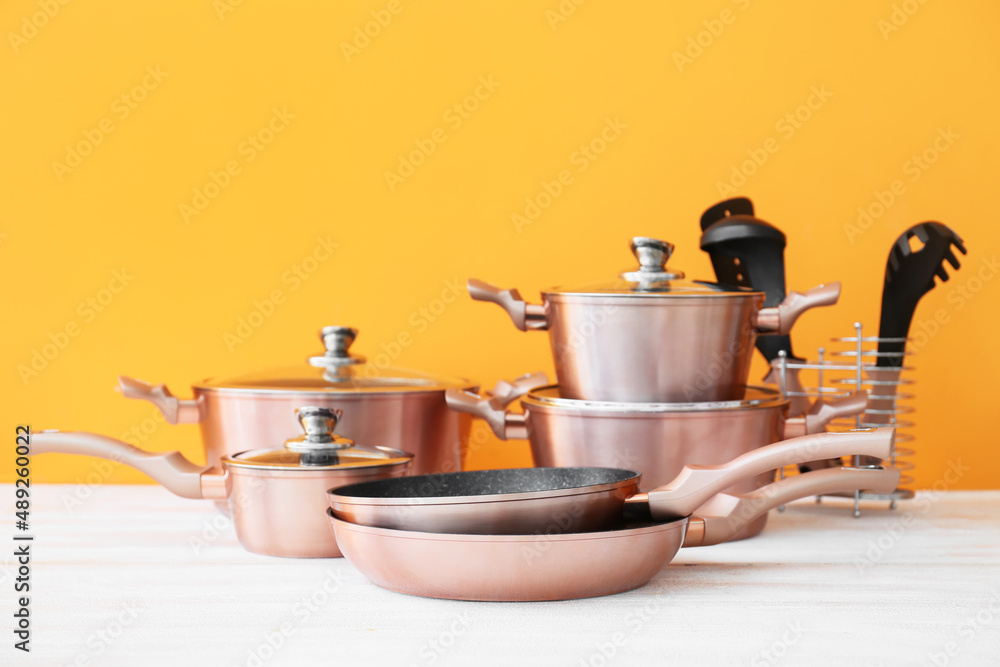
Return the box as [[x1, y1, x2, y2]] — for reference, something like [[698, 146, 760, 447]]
[[468, 237, 841, 403], [117, 326, 478, 477], [32, 407, 412, 558]]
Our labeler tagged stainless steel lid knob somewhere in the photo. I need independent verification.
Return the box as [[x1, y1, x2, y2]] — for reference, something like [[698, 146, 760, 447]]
[[621, 237, 685, 286], [297, 406, 339, 444], [631, 237, 674, 271], [285, 406, 354, 456], [309, 326, 366, 367]]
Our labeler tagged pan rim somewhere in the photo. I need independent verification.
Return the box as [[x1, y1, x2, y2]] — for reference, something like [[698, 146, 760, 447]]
[[522, 384, 788, 413], [328, 510, 686, 543], [327, 468, 640, 507]]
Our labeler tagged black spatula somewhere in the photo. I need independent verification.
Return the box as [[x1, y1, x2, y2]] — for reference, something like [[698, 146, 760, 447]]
[[876, 222, 967, 367], [856, 222, 966, 468]]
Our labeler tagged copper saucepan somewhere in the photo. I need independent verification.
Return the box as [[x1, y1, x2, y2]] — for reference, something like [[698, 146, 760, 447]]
[[330, 465, 901, 601], [329, 428, 894, 534], [469, 237, 840, 403], [32, 407, 411, 558], [117, 326, 477, 477]]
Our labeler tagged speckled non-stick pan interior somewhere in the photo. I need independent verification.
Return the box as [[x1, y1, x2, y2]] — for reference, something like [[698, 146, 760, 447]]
[[331, 467, 639, 499]]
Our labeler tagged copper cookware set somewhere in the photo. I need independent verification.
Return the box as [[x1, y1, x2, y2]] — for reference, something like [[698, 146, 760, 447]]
[[33, 234, 899, 601]]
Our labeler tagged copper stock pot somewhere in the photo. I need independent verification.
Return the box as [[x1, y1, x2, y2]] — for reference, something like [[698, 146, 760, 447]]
[[469, 237, 840, 403]]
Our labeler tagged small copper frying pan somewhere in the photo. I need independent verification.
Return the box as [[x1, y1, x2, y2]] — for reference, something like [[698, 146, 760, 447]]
[[330, 465, 900, 601], [329, 428, 894, 534]]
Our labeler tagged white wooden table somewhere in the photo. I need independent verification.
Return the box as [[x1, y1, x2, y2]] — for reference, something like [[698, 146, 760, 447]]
[[2, 485, 998, 666]]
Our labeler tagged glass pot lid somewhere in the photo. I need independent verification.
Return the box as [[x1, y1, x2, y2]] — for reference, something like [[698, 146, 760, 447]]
[[522, 385, 788, 413], [196, 326, 472, 394], [225, 407, 412, 470], [543, 237, 763, 297]]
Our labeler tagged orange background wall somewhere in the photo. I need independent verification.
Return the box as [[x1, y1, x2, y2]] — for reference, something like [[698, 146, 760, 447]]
[[2, 1, 997, 489]]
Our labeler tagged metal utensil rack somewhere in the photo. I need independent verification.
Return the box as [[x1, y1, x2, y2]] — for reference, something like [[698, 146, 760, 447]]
[[772, 322, 915, 516]]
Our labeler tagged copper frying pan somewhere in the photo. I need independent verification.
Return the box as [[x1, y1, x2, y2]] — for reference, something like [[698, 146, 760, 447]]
[[328, 427, 894, 534], [330, 465, 900, 601]]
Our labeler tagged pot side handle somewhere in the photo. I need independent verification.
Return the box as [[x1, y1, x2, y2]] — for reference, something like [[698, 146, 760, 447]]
[[642, 427, 895, 521], [445, 388, 526, 440], [118, 376, 202, 424], [30, 430, 223, 500], [783, 390, 869, 438], [683, 466, 901, 547], [756, 282, 841, 335], [467, 279, 547, 332], [489, 372, 549, 407]]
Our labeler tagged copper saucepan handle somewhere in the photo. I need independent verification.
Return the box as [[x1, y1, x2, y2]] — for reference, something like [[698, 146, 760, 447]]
[[642, 427, 895, 520], [30, 431, 224, 500], [683, 465, 902, 547], [446, 374, 545, 440], [756, 282, 841, 335], [784, 390, 868, 438], [118, 376, 202, 424], [467, 279, 548, 332], [489, 372, 549, 408]]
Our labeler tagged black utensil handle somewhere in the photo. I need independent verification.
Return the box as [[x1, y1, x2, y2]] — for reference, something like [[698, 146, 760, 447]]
[[700, 197, 754, 232], [699, 209, 794, 362]]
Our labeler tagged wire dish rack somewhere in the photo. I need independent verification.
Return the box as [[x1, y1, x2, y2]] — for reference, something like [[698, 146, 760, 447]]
[[770, 322, 914, 517]]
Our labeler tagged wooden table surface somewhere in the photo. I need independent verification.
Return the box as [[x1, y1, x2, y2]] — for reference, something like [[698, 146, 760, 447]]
[[2, 485, 998, 666]]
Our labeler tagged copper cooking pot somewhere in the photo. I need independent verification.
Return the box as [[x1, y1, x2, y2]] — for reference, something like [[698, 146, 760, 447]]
[[446, 379, 867, 490], [118, 326, 476, 477], [469, 237, 840, 403], [31, 407, 411, 558]]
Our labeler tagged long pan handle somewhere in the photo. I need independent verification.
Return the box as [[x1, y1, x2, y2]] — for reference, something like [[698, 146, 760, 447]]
[[645, 427, 894, 521], [31, 431, 217, 499], [683, 466, 901, 547]]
